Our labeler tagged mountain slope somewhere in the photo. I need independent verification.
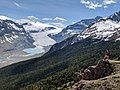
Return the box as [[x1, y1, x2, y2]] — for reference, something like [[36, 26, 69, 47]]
[[52, 16, 102, 42], [0, 39, 120, 90], [0, 16, 63, 68], [108, 11, 120, 22], [49, 12, 120, 52], [0, 19, 35, 67], [0, 11, 120, 90], [0, 19, 34, 49]]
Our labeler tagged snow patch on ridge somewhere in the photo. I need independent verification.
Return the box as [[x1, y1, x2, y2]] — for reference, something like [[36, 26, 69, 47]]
[[0, 16, 11, 20], [78, 19, 120, 40]]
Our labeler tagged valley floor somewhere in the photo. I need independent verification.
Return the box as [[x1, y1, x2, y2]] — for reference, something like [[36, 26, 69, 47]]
[[0, 50, 44, 68]]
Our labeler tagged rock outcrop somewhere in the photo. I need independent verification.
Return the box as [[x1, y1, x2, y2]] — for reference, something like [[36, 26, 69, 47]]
[[70, 60, 120, 90], [82, 60, 113, 80]]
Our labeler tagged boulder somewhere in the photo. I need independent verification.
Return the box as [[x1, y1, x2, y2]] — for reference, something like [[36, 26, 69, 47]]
[[82, 60, 113, 80]]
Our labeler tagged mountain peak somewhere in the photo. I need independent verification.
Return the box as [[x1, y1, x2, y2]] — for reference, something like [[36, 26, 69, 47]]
[[108, 11, 120, 22], [52, 16, 102, 42], [0, 15, 11, 20], [95, 16, 102, 21]]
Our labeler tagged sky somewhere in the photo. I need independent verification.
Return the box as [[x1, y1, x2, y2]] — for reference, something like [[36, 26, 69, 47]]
[[0, 0, 120, 26]]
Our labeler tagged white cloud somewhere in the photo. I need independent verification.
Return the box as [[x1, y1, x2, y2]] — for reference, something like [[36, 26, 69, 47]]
[[80, 0, 90, 4], [103, 0, 116, 5], [13, 1, 22, 8], [41, 17, 67, 27], [42, 18, 53, 21], [80, 0, 117, 9], [53, 17, 67, 22], [86, 2, 102, 9]]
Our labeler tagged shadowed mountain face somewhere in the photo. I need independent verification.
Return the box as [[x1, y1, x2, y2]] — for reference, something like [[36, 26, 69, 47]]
[[108, 11, 120, 22], [49, 11, 120, 52], [51, 11, 120, 44], [0, 20, 35, 50], [0, 19, 35, 67], [0, 17, 62, 67]]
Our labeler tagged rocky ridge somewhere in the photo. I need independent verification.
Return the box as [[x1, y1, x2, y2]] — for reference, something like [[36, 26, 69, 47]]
[[70, 60, 120, 90]]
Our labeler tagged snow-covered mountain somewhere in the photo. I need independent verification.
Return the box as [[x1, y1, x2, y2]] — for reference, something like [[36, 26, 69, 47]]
[[0, 16, 11, 20], [50, 11, 120, 52], [78, 19, 120, 41], [0, 16, 63, 67], [51, 16, 102, 42], [0, 15, 63, 56], [1, 11, 120, 67], [108, 11, 120, 22], [0, 19, 35, 50], [0, 18, 36, 67]]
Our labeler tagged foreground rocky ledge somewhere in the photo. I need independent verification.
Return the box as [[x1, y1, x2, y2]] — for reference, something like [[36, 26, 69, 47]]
[[82, 59, 113, 80], [70, 60, 120, 90]]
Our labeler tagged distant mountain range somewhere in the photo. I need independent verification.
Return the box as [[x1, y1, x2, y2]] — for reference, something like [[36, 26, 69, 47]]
[[0, 19, 34, 50], [0, 10, 120, 90], [0, 11, 120, 67], [0, 16, 62, 67], [16, 17, 62, 53], [51, 16, 102, 42], [50, 11, 120, 52], [0, 19, 35, 67]]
